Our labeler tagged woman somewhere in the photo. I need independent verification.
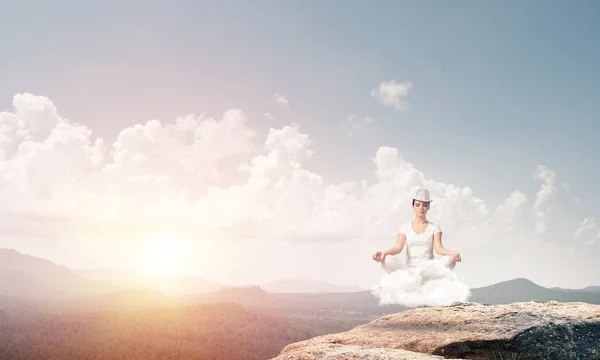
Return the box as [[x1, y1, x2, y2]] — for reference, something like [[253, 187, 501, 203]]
[[372, 188, 462, 273]]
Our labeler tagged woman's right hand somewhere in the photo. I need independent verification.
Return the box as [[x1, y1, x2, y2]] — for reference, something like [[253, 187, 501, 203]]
[[372, 251, 386, 262]]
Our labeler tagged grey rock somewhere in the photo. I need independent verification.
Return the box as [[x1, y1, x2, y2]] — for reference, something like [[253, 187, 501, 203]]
[[271, 301, 600, 360]]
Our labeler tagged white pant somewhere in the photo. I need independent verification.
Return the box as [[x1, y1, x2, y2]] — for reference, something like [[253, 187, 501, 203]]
[[381, 254, 456, 274]]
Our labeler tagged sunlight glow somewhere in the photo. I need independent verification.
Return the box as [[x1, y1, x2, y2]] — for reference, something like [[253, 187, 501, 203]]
[[139, 235, 186, 276]]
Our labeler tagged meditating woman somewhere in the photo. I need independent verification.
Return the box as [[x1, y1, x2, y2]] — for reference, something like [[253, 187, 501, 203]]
[[372, 188, 462, 273]]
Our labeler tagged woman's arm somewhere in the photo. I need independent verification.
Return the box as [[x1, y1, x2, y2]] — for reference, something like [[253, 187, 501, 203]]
[[373, 233, 407, 262], [433, 232, 457, 256], [383, 233, 407, 256]]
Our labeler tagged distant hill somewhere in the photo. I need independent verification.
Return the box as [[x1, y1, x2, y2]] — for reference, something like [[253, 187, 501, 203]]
[[76, 268, 224, 295], [0, 249, 117, 299], [185, 285, 409, 315], [214, 285, 268, 297], [260, 278, 365, 293], [549, 285, 600, 293], [469, 278, 600, 304]]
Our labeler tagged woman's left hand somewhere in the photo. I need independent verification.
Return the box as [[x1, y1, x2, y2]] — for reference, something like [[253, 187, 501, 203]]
[[452, 252, 462, 262]]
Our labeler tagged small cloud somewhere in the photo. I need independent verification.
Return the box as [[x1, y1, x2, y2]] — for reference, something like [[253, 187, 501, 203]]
[[343, 115, 375, 136], [371, 80, 412, 111], [273, 93, 289, 106], [575, 217, 599, 237], [531, 165, 556, 237], [264, 113, 274, 120], [574, 217, 600, 246]]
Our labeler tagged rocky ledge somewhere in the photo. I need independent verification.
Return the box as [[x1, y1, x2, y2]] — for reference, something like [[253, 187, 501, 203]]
[[271, 301, 600, 360]]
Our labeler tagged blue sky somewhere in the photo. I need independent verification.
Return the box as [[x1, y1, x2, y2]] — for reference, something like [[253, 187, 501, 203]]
[[1, 1, 599, 288], [3, 1, 599, 203]]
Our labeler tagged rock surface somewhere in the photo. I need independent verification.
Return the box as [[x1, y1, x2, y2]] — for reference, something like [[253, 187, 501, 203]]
[[270, 344, 461, 360], [271, 301, 600, 360]]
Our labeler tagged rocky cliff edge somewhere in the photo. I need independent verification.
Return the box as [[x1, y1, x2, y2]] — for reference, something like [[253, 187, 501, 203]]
[[271, 301, 600, 360]]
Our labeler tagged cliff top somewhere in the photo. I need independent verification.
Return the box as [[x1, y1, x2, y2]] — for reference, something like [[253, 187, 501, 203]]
[[271, 301, 600, 360]]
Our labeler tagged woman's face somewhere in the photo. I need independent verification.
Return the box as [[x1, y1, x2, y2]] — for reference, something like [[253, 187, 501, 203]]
[[413, 200, 430, 216]]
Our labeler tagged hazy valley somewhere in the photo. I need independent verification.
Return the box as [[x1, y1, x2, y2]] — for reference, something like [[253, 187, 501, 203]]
[[1, 248, 599, 359]]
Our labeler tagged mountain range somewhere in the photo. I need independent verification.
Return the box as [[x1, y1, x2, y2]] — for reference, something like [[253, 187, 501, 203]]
[[1, 248, 599, 314], [0, 248, 116, 299], [76, 268, 365, 295]]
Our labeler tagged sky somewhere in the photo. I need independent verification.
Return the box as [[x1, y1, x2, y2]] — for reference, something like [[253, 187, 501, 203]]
[[1, 0, 599, 290]]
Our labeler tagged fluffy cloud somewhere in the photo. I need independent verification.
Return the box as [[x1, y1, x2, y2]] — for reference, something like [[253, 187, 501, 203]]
[[371, 80, 412, 111], [0, 94, 256, 228], [492, 190, 528, 234], [0, 93, 594, 257]]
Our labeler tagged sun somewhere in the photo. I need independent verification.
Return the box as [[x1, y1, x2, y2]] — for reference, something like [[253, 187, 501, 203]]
[[139, 235, 186, 276]]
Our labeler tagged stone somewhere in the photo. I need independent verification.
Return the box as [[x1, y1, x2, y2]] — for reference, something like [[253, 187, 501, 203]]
[[271, 301, 600, 360], [270, 343, 463, 360]]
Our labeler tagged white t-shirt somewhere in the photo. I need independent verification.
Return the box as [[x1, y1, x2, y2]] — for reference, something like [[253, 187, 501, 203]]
[[398, 221, 442, 266]]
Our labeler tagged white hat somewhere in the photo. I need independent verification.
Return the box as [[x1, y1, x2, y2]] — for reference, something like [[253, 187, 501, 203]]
[[413, 188, 433, 202]]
